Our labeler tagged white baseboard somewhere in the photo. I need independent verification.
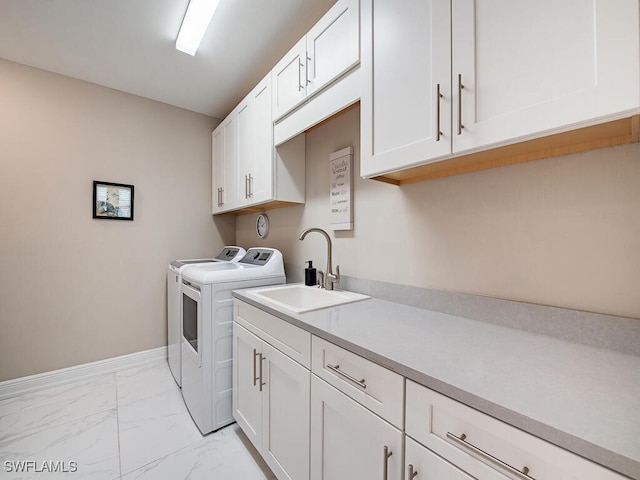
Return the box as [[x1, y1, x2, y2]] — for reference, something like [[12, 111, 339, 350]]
[[0, 346, 167, 401]]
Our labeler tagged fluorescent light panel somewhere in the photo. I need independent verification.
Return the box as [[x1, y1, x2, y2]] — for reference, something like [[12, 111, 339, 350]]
[[176, 0, 221, 56]]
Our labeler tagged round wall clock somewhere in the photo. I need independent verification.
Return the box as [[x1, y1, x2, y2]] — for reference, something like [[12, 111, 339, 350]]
[[256, 214, 270, 239]]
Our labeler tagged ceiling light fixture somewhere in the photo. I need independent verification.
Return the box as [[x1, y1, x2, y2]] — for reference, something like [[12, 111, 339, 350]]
[[176, 0, 221, 56]]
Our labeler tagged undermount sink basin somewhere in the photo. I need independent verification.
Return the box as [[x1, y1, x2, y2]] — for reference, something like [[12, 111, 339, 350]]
[[249, 284, 370, 313]]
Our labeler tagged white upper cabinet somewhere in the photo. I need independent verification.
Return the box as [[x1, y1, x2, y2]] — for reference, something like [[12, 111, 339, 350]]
[[306, 0, 360, 97], [237, 75, 274, 207], [236, 96, 254, 204], [272, 37, 308, 121], [360, 0, 452, 177], [272, 0, 360, 121], [250, 78, 275, 204], [452, 0, 640, 155], [211, 114, 237, 214], [212, 74, 305, 215], [360, 0, 640, 179]]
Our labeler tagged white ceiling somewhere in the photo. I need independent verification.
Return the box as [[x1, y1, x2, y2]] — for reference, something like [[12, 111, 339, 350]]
[[0, 0, 337, 119]]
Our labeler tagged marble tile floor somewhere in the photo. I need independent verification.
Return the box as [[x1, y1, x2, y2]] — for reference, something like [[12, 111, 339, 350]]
[[0, 359, 276, 480]]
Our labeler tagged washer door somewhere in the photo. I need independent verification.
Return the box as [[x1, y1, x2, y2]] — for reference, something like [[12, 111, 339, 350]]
[[182, 281, 201, 368]]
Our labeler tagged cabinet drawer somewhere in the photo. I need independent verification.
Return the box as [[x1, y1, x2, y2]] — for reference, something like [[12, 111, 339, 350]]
[[406, 381, 626, 480], [406, 436, 475, 480], [311, 335, 403, 428], [235, 300, 311, 369]]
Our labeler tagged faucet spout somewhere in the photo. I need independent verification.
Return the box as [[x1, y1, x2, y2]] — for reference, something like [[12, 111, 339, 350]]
[[298, 228, 340, 290]]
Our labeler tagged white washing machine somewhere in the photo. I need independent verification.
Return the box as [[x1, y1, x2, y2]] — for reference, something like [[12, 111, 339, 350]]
[[167, 246, 246, 386], [180, 248, 285, 434]]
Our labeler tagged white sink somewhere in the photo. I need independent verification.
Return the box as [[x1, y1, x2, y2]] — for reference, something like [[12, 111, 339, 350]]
[[249, 284, 370, 313]]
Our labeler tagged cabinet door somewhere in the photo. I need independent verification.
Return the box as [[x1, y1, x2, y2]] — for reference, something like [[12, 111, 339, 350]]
[[221, 114, 237, 211], [212, 115, 237, 213], [273, 37, 308, 120], [232, 323, 263, 451], [360, 0, 452, 178], [211, 126, 224, 214], [452, 0, 640, 154], [236, 95, 254, 206], [310, 375, 402, 480], [237, 74, 274, 208], [250, 76, 274, 204], [262, 342, 310, 480], [306, 0, 360, 97], [405, 437, 478, 480]]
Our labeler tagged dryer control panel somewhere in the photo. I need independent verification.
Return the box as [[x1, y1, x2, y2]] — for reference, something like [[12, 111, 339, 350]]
[[215, 247, 243, 261], [239, 248, 274, 266]]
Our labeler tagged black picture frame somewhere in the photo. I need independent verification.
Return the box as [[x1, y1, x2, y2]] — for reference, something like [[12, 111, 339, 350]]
[[93, 181, 135, 220]]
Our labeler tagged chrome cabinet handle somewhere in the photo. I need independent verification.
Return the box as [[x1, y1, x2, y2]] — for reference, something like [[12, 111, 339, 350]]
[[457, 74, 464, 135], [306, 55, 312, 85], [248, 174, 253, 198], [253, 348, 259, 386], [446, 432, 535, 480], [258, 354, 266, 392], [436, 83, 443, 141], [326, 363, 366, 389], [220, 187, 224, 206], [408, 464, 418, 479], [298, 59, 304, 91], [244, 175, 249, 199], [382, 446, 392, 480]]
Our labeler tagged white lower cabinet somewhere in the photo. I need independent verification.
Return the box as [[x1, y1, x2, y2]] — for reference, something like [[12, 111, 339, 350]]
[[232, 322, 263, 449], [405, 380, 626, 480], [310, 374, 402, 480], [262, 341, 310, 480], [234, 301, 627, 480], [233, 302, 311, 480]]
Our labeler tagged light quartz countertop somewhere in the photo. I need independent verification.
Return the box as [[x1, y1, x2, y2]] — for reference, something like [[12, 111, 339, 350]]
[[233, 287, 640, 480]]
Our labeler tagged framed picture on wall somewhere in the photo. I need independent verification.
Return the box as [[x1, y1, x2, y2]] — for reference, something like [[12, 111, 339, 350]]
[[93, 181, 135, 220]]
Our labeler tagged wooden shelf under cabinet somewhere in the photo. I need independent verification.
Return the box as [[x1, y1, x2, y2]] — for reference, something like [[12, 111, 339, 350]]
[[373, 115, 640, 186]]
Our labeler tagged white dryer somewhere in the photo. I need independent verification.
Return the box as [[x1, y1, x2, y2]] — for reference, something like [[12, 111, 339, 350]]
[[180, 248, 285, 434], [167, 246, 246, 386]]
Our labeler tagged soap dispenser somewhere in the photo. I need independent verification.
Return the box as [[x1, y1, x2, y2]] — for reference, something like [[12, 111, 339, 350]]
[[305, 261, 317, 286]]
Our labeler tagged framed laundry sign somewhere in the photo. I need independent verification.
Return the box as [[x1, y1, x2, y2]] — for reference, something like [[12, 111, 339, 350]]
[[93, 181, 135, 220], [329, 147, 353, 231]]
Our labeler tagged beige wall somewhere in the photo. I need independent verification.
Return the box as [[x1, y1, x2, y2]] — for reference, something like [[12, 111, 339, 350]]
[[0, 59, 235, 382], [238, 105, 640, 319]]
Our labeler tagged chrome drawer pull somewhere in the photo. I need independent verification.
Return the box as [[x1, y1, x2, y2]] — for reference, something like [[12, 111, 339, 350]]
[[457, 74, 465, 135], [253, 349, 260, 386], [382, 446, 392, 480], [408, 464, 418, 479], [326, 363, 366, 389], [446, 432, 535, 480], [298, 59, 304, 92], [259, 354, 266, 392], [436, 83, 443, 141]]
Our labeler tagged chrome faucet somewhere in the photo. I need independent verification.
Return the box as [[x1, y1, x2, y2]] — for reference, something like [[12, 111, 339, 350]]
[[298, 227, 340, 290]]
